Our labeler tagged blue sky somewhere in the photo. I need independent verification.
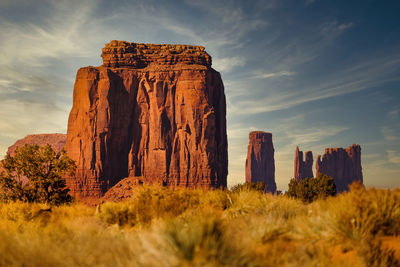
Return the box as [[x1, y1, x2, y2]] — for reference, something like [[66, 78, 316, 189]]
[[0, 0, 399, 190]]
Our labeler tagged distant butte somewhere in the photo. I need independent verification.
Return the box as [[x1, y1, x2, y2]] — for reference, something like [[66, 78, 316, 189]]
[[316, 144, 363, 192], [7, 134, 66, 156], [65, 40, 228, 199], [245, 131, 276, 193]]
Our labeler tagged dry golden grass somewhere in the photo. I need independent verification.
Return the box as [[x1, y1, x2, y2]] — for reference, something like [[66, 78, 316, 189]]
[[0, 184, 399, 266]]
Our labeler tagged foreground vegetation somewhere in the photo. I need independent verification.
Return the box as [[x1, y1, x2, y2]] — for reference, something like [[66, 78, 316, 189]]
[[0, 183, 399, 266]]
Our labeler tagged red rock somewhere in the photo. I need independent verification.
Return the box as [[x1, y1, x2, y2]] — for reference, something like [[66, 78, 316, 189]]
[[294, 146, 313, 181], [101, 177, 143, 203], [316, 144, 363, 192], [7, 134, 67, 156], [65, 41, 228, 199], [245, 131, 276, 193]]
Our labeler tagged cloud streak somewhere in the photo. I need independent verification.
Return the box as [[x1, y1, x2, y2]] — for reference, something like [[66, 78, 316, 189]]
[[387, 150, 400, 165], [253, 71, 295, 79]]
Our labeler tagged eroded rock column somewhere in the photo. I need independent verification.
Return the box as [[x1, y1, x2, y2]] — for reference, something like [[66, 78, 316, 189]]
[[245, 131, 276, 193], [316, 144, 363, 192], [294, 146, 313, 181]]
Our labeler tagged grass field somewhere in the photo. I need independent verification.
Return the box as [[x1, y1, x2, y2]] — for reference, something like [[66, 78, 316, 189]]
[[0, 183, 399, 266]]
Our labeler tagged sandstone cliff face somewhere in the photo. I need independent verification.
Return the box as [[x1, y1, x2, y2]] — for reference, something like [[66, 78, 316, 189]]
[[245, 131, 276, 193], [294, 146, 313, 181], [7, 134, 67, 156], [65, 41, 228, 198], [316, 144, 363, 192]]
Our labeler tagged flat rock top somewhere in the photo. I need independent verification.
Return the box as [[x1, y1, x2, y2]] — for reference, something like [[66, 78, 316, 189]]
[[323, 144, 361, 154], [7, 133, 67, 156], [249, 131, 272, 141], [101, 40, 212, 69]]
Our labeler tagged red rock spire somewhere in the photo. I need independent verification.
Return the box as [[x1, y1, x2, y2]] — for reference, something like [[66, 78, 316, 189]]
[[245, 131, 276, 193], [294, 146, 314, 181]]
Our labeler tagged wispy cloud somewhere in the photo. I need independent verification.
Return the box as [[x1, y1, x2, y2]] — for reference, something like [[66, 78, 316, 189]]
[[304, 0, 316, 6], [388, 108, 400, 121], [381, 126, 399, 141], [387, 150, 400, 165], [230, 55, 400, 115], [320, 21, 354, 37], [213, 57, 246, 72], [253, 71, 295, 79], [285, 126, 349, 147]]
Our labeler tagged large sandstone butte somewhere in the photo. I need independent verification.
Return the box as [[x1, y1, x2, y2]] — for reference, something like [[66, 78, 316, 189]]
[[65, 40, 228, 198], [7, 134, 67, 156], [245, 131, 276, 193], [316, 144, 363, 192], [294, 146, 313, 181]]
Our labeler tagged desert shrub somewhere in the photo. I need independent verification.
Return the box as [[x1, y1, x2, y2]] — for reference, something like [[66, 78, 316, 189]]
[[99, 186, 199, 226], [358, 237, 400, 267], [230, 181, 266, 193], [0, 144, 75, 205], [98, 186, 233, 227], [161, 212, 251, 266], [198, 189, 232, 210], [226, 190, 270, 218], [331, 183, 400, 242], [286, 174, 336, 203]]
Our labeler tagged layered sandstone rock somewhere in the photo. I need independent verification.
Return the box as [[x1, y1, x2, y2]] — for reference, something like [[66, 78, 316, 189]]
[[65, 40, 228, 198], [102, 41, 211, 68], [245, 131, 276, 193], [7, 134, 67, 156], [316, 144, 363, 192], [294, 146, 313, 181]]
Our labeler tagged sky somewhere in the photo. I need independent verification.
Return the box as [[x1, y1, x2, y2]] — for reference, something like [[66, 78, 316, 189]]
[[0, 0, 399, 190]]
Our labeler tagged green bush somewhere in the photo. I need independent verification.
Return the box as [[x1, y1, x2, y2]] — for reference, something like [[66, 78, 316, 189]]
[[230, 182, 266, 193], [0, 144, 76, 205], [286, 174, 336, 203]]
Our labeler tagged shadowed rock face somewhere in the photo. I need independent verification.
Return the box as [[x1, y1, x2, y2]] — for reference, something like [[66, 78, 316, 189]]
[[65, 40, 228, 198], [294, 146, 313, 181], [245, 131, 276, 193], [316, 144, 363, 192], [7, 134, 67, 156]]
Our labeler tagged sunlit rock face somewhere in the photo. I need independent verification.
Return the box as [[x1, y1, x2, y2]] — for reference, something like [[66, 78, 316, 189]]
[[316, 144, 363, 192], [294, 146, 314, 181], [65, 41, 228, 198], [245, 131, 276, 193], [7, 134, 67, 156]]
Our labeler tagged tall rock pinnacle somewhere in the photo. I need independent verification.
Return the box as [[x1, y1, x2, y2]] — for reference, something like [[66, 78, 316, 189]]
[[316, 144, 363, 192], [294, 146, 314, 181], [65, 40, 228, 198], [245, 131, 276, 193]]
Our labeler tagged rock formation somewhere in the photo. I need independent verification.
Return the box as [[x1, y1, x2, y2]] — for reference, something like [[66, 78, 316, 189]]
[[294, 146, 313, 181], [101, 177, 143, 203], [65, 40, 228, 198], [245, 131, 276, 193], [316, 144, 363, 192], [7, 134, 67, 156]]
